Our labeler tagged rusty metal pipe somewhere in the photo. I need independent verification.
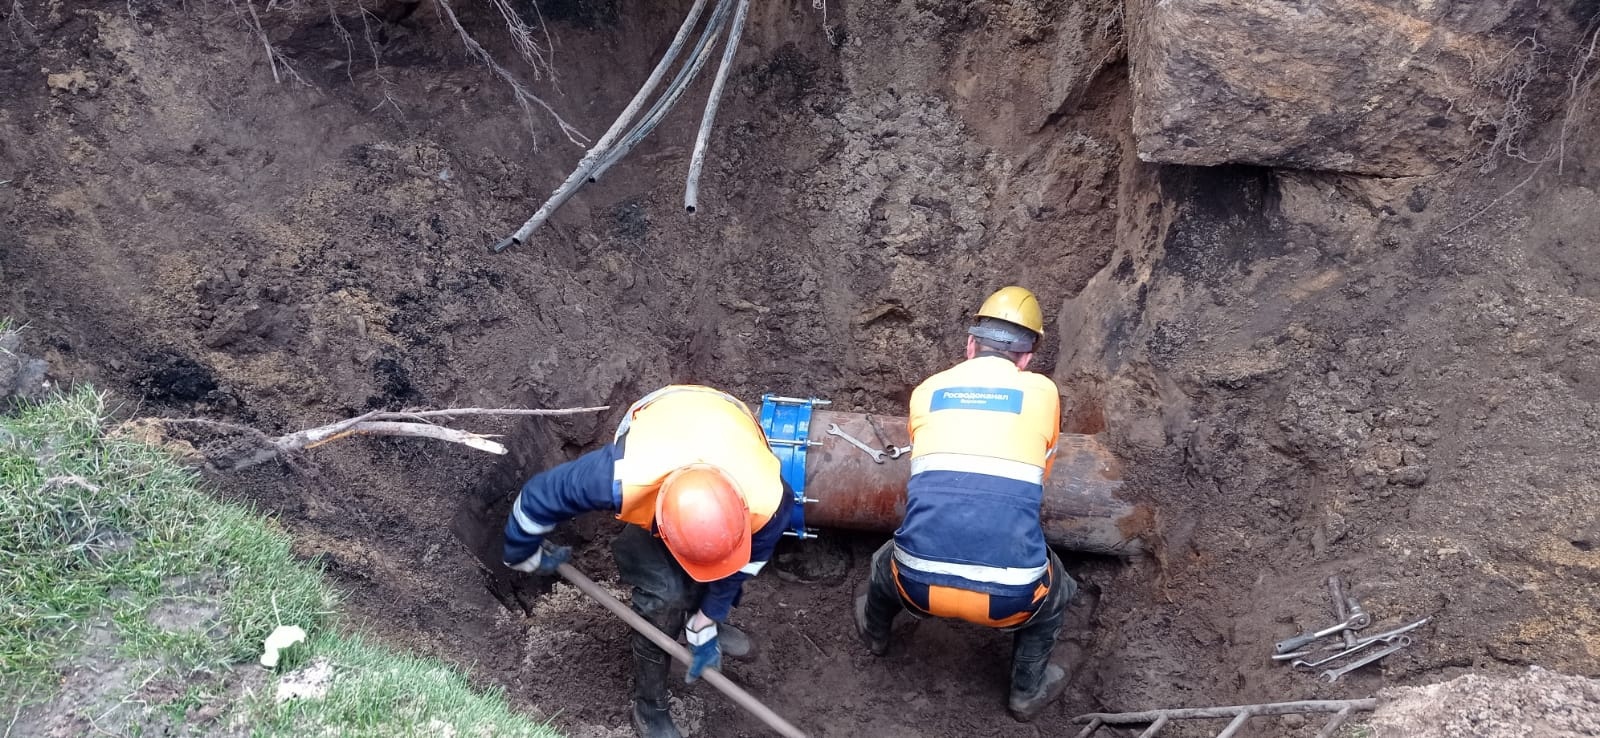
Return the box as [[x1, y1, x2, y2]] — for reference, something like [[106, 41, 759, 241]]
[[802, 410, 1149, 556]]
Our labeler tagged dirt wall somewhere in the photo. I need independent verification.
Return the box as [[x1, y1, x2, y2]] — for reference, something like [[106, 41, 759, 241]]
[[4, 0, 1599, 735]]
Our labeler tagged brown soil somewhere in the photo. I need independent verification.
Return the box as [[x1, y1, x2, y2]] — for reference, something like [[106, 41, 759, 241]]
[[4, 0, 1599, 736]]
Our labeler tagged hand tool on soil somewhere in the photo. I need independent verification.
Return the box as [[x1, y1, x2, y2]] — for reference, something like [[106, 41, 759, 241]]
[[1327, 577, 1359, 650], [1318, 617, 1430, 651], [1318, 638, 1411, 683], [1290, 635, 1412, 669], [1273, 611, 1372, 654], [554, 562, 810, 738], [1344, 597, 1366, 644], [826, 423, 886, 463]]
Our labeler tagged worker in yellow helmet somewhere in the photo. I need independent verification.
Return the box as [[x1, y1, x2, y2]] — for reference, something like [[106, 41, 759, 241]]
[[854, 286, 1078, 721], [503, 385, 793, 738]]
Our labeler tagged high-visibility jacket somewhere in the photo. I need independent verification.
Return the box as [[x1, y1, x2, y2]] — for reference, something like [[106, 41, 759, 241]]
[[893, 355, 1061, 602], [611, 385, 785, 532], [502, 385, 790, 621]]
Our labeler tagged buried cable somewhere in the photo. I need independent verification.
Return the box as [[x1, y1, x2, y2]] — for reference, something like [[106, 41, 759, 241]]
[[684, 0, 751, 213], [491, 0, 713, 253], [585, 0, 736, 184]]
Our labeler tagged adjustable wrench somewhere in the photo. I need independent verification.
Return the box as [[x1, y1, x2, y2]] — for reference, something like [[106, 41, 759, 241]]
[[1274, 611, 1372, 654], [1319, 638, 1411, 682], [827, 424, 886, 463]]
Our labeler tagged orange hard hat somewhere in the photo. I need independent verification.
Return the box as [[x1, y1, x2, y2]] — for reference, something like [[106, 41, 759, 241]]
[[655, 464, 752, 582]]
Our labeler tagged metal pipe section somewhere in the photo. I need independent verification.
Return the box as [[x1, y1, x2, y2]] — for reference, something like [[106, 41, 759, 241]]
[[802, 410, 1149, 556]]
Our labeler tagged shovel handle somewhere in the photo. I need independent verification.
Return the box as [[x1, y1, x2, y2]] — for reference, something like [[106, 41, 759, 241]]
[[554, 562, 811, 738]]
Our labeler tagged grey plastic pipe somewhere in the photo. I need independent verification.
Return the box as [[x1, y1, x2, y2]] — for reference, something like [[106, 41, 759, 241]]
[[491, 0, 712, 253], [684, 0, 751, 213]]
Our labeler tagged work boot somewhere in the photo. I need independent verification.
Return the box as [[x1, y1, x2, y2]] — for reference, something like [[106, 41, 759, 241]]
[[631, 699, 681, 738], [631, 643, 683, 738], [1008, 663, 1067, 722], [718, 622, 755, 660], [854, 592, 889, 656]]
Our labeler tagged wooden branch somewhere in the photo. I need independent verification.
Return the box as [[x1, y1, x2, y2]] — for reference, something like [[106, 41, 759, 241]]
[[305, 421, 506, 455], [1071, 699, 1378, 725], [155, 405, 610, 472], [364, 406, 609, 421]]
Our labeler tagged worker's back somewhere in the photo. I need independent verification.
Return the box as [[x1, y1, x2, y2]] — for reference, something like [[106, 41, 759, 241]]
[[894, 355, 1061, 598]]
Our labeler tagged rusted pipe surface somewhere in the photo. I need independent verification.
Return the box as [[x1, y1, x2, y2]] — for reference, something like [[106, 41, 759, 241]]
[[803, 410, 1149, 556]]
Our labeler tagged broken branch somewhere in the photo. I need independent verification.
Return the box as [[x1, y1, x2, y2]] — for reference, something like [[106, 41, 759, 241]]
[[305, 420, 506, 455], [158, 405, 610, 472]]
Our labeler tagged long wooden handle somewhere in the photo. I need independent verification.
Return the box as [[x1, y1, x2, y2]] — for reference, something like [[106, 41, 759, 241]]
[[555, 562, 810, 738]]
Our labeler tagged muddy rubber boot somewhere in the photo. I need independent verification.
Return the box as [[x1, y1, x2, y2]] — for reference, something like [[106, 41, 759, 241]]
[[631, 647, 682, 738], [1008, 662, 1067, 722], [854, 592, 889, 656], [718, 622, 755, 660]]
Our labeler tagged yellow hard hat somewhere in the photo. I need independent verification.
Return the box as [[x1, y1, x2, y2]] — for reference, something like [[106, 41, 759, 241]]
[[975, 286, 1044, 337]]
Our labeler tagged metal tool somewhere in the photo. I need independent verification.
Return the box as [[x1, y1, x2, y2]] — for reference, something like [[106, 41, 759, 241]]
[[1280, 617, 1431, 661], [1319, 638, 1411, 683], [1335, 617, 1429, 649], [1344, 597, 1366, 646], [1292, 635, 1411, 669], [827, 423, 886, 463], [1328, 577, 1358, 650], [864, 414, 890, 446], [1274, 611, 1372, 654], [865, 414, 912, 460]]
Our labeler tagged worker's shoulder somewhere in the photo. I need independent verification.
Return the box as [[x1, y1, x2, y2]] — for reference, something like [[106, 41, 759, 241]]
[[913, 362, 965, 389], [1019, 370, 1061, 396]]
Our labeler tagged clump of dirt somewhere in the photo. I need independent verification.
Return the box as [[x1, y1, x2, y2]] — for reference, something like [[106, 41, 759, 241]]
[[1367, 666, 1600, 737]]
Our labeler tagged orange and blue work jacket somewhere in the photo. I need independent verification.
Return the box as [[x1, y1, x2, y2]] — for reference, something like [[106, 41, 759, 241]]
[[502, 385, 791, 621], [892, 354, 1061, 628]]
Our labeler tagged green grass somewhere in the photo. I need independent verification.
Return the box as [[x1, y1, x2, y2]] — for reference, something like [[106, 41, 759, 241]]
[[0, 387, 560, 737]]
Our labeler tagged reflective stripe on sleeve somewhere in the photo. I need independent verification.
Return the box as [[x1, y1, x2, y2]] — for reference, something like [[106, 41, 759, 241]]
[[910, 452, 1044, 485], [512, 498, 557, 535], [739, 560, 767, 576], [892, 547, 1048, 587]]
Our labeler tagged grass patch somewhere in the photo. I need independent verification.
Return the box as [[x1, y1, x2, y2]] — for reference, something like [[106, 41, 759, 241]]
[[255, 632, 561, 737], [0, 387, 559, 737]]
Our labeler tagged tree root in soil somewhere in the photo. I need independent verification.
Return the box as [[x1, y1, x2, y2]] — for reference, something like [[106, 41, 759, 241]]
[[158, 405, 608, 472]]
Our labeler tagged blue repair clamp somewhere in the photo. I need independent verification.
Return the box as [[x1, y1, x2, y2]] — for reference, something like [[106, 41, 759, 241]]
[[758, 394, 829, 540]]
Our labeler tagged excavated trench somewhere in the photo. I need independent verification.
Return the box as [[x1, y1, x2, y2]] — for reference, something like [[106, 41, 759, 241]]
[[6, 0, 1600, 735]]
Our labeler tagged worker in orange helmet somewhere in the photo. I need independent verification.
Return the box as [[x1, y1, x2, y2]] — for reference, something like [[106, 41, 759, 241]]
[[855, 286, 1078, 721], [503, 385, 793, 738]]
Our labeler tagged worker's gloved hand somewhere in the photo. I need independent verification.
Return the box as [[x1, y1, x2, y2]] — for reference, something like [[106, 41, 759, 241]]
[[684, 620, 720, 683], [507, 541, 570, 577]]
